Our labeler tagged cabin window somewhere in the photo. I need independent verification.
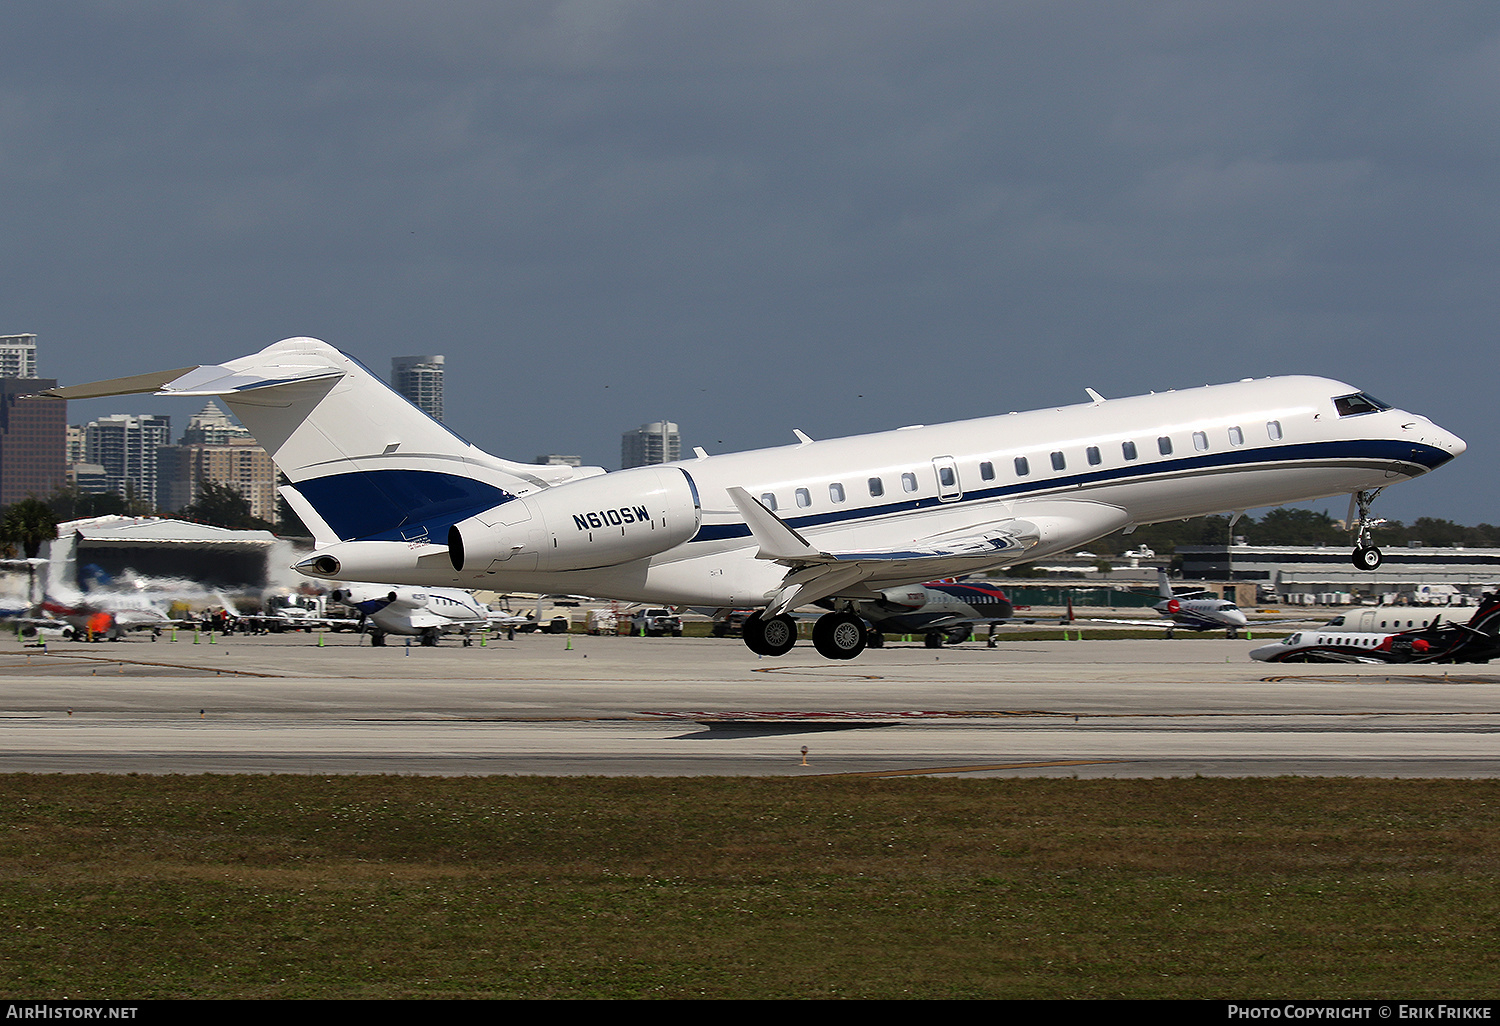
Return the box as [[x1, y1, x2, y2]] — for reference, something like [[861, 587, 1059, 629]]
[[938, 465, 957, 488], [901, 472, 918, 493], [1228, 426, 1244, 446], [760, 493, 777, 511], [1086, 446, 1101, 466], [979, 461, 995, 481], [1193, 431, 1209, 451], [1015, 456, 1030, 476], [1267, 420, 1283, 441], [795, 488, 811, 508], [1050, 451, 1066, 471], [829, 482, 845, 503], [1122, 440, 1137, 461], [868, 477, 884, 497], [1158, 436, 1173, 455]]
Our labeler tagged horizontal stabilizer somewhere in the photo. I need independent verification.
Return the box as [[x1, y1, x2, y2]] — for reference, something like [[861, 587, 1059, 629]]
[[38, 367, 200, 400], [156, 362, 345, 396]]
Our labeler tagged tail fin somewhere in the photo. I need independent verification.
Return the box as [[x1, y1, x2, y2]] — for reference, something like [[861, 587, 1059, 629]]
[[1157, 568, 1173, 599], [45, 338, 600, 546]]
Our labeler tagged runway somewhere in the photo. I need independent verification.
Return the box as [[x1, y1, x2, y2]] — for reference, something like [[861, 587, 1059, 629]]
[[1, 631, 1497, 776]]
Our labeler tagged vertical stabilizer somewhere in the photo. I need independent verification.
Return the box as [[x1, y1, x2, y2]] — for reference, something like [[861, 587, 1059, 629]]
[[48, 338, 598, 545]]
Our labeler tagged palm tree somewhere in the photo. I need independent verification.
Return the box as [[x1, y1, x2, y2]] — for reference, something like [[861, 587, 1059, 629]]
[[0, 498, 57, 605], [0, 498, 57, 559]]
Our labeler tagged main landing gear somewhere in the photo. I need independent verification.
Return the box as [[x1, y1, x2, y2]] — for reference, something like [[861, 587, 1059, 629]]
[[742, 611, 797, 656], [742, 610, 870, 660], [1350, 488, 1386, 571]]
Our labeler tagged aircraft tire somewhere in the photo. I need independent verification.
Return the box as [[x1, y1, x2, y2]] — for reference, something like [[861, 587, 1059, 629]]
[[1353, 546, 1383, 570], [865, 629, 884, 649], [420, 628, 439, 647], [813, 613, 867, 660], [743, 612, 796, 656], [370, 630, 386, 647], [924, 632, 943, 648]]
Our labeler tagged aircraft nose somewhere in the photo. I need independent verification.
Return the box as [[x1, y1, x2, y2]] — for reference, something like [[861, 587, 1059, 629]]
[[1404, 415, 1466, 468], [1445, 429, 1468, 459]]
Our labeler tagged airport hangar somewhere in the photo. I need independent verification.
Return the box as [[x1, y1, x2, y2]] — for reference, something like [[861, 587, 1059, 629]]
[[40, 514, 296, 595]]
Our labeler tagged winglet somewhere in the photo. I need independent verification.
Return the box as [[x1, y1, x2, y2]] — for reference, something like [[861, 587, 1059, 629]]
[[725, 487, 824, 563]]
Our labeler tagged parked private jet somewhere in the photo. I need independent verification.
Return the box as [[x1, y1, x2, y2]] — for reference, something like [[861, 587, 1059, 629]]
[[45, 337, 1465, 660], [846, 580, 1016, 648], [328, 584, 508, 646], [1082, 570, 1251, 637], [1250, 597, 1500, 663]]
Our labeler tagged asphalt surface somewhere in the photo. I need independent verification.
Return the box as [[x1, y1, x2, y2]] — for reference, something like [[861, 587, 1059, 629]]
[[0, 629, 1496, 777]]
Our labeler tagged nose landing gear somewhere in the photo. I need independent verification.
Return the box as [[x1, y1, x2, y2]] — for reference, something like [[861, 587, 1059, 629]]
[[1350, 488, 1386, 570]]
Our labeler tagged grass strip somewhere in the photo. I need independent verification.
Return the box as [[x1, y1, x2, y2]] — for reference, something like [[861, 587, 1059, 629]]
[[1, 774, 1495, 999]]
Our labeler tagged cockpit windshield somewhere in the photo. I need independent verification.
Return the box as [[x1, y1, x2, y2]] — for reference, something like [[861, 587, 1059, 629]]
[[1333, 392, 1391, 417]]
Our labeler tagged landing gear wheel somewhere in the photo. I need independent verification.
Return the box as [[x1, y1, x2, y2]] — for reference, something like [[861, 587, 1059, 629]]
[[743, 612, 797, 656], [420, 628, 440, 647], [924, 632, 943, 649], [813, 613, 867, 660], [865, 629, 885, 649], [1353, 546, 1383, 571]]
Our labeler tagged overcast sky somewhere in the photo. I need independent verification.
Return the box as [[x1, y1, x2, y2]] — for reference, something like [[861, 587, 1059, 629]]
[[3, 2, 1496, 525]]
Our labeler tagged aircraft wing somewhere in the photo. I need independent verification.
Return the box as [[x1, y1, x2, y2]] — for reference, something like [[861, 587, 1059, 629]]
[[1077, 617, 1187, 629], [486, 612, 539, 628], [241, 613, 361, 630], [727, 488, 1128, 617]]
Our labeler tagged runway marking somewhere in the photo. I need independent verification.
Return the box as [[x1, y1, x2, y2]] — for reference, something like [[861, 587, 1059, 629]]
[[1261, 674, 1500, 685], [752, 667, 886, 680], [810, 759, 1130, 778], [0, 652, 284, 678], [642, 709, 1068, 720]]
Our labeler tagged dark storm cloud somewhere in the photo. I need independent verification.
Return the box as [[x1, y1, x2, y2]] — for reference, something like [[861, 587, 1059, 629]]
[[2, 2, 1496, 521]]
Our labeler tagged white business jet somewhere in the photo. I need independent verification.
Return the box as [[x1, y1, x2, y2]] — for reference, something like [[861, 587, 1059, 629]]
[[328, 584, 507, 646], [1080, 569, 1251, 637], [45, 338, 1465, 661]]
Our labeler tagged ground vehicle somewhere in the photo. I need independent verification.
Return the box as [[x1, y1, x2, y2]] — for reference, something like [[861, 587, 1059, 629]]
[[630, 607, 682, 637]]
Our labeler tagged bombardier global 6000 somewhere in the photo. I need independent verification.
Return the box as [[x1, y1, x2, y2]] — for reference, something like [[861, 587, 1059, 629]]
[[48, 338, 1465, 660]]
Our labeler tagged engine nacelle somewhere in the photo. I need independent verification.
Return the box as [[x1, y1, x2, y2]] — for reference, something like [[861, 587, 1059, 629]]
[[875, 585, 932, 612], [331, 586, 424, 610], [449, 466, 701, 573]]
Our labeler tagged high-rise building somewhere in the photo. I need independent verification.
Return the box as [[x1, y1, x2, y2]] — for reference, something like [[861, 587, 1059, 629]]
[[621, 421, 680, 469], [0, 335, 38, 380], [155, 401, 277, 522], [84, 413, 171, 507], [157, 438, 278, 523], [0, 377, 65, 506], [179, 400, 252, 446], [392, 355, 444, 421]]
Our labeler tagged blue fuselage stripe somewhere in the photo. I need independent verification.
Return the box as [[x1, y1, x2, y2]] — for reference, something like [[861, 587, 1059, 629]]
[[689, 438, 1452, 543]]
